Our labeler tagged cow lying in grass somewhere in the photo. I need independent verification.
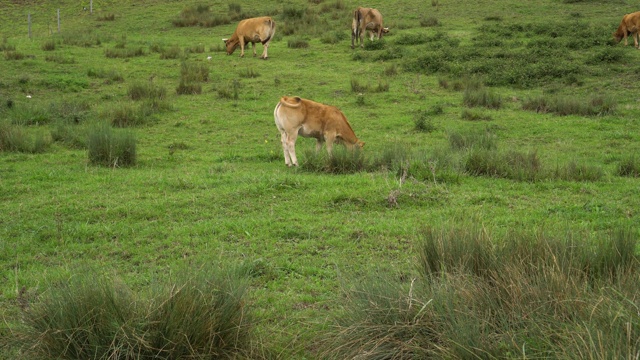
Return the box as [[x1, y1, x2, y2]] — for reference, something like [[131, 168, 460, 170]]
[[274, 96, 365, 167], [351, 7, 389, 49], [614, 11, 640, 48], [223, 16, 276, 59]]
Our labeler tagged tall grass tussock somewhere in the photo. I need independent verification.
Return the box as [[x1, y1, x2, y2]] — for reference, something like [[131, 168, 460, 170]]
[[4, 266, 255, 359], [319, 225, 640, 359], [87, 123, 136, 167]]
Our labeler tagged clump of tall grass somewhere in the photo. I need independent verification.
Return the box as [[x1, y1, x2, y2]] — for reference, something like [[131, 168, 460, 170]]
[[523, 94, 616, 116], [87, 122, 136, 167], [180, 61, 209, 82], [176, 80, 202, 95], [288, 38, 310, 48], [127, 81, 167, 101], [159, 45, 182, 59], [4, 266, 256, 359], [87, 67, 123, 83], [551, 160, 603, 181], [350, 78, 389, 93], [104, 47, 144, 58], [61, 31, 103, 47], [320, 30, 347, 44], [51, 121, 88, 149], [420, 16, 439, 27], [464, 148, 542, 181], [319, 225, 640, 359], [413, 107, 439, 132], [41, 39, 56, 51], [301, 147, 366, 174], [0, 121, 50, 153], [4, 51, 25, 60], [460, 108, 491, 121], [448, 128, 497, 151], [96, 13, 115, 21], [463, 83, 502, 109], [45, 54, 75, 64], [239, 67, 260, 78], [616, 155, 640, 177], [217, 80, 241, 100], [0, 37, 16, 51], [363, 38, 386, 50], [172, 4, 230, 27]]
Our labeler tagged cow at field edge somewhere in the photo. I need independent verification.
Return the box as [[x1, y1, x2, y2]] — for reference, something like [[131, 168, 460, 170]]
[[223, 16, 276, 58], [351, 7, 389, 49], [274, 96, 365, 167], [614, 11, 640, 48]]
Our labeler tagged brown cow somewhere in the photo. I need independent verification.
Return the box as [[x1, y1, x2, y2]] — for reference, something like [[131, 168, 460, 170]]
[[614, 11, 640, 48], [351, 7, 389, 49], [274, 96, 365, 167], [223, 16, 276, 59]]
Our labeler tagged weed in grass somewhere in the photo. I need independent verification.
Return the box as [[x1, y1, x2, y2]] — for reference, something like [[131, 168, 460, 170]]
[[87, 122, 136, 167]]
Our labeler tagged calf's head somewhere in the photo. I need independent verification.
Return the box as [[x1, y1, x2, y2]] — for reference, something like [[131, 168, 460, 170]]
[[222, 38, 238, 55]]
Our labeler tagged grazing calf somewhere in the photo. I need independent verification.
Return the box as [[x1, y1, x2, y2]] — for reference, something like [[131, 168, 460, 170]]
[[351, 7, 389, 49], [223, 16, 276, 59], [274, 96, 365, 167], [614, 11, 640, 48]]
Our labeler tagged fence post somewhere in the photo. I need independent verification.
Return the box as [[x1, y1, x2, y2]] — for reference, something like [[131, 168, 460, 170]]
[[90, 0, 93, 14], [57, 9, 60, 33], [28, 13, 31, 38]]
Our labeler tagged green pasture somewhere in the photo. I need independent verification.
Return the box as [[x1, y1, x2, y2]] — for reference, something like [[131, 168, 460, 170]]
[[1, 0, 639, 358]]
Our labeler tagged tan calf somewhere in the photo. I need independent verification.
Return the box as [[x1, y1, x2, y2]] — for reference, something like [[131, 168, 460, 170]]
[[223, 16, 276, 59], [614, 11, 640, 48], [274, 96, 365, 167], [351, 7, 389, 49]]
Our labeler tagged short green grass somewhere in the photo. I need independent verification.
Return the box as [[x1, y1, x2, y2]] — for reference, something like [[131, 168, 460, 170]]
[[1, 0, 639, 358]]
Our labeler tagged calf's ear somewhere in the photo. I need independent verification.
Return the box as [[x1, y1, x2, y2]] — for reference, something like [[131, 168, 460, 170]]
[[222, 38, 228, 43]]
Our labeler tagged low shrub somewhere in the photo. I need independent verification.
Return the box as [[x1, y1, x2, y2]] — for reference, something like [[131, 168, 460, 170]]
[[87, 122, 136, 167]]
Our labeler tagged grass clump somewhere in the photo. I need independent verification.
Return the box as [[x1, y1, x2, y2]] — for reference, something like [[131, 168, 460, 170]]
[[319, 225, 640, 359], [87, 68, 124, 83], [0, 121, 50, 153], [413, 108, 439, 133], [523, 94, 616, 116], [172, 4, 230, 27], [287, 38, 310, 49], [616, 155, 640, 177], [180, 61, 210, 83], [127, 81, 167, 101], [104, 47, 145, 58], [463, 84, 502, 109], [87, 122, 136, 167], [464, 148, 542, 181], [448, 128, 497, 151], [4, 266, 255, 359], [41, 39, 56, 51]]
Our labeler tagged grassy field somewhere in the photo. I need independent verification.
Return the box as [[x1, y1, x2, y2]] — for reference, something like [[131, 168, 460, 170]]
[[1, 0, 639, 358]]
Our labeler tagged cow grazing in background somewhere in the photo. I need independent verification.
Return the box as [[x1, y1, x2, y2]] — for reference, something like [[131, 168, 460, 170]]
[[614, 11, 640, 48], [274, 96, 365, 167], [351, 7, 389, 49], [223, 16, 276, 59]]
